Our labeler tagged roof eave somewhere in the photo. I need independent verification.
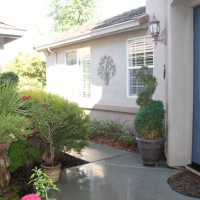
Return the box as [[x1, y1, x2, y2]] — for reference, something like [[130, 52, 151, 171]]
[[35, 16, 149, 51]]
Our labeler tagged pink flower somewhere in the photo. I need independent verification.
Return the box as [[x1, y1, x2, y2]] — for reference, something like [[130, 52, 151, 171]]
[[0, 143, 4, 148], [21, 95, 30, 101], [21, 194, 41, 200], [31, 130, 35, 135], [44, 106, 49, 110]]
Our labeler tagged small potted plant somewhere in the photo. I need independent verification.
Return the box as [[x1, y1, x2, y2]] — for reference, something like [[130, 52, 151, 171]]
[[21, 90, 90, 183], [134, 64, 165, 165], [22, 98, 67, 183]]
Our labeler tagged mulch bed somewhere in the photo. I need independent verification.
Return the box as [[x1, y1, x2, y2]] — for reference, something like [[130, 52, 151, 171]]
[[90, 136, 138, 153], [10, 153, 89, 198]]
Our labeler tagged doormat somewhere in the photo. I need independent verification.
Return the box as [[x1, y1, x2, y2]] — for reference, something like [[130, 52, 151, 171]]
[[167, 171, 200, 198]]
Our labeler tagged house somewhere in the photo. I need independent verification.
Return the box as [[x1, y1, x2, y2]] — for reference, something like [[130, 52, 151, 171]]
[[0, 22, 26, 48], [35, 7, 160, 128], [35, 1, 199, 172], [0, 22, 26, 67]]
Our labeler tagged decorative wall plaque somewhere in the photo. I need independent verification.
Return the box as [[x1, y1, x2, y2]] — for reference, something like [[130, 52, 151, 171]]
[[98, 56, 116, 85]]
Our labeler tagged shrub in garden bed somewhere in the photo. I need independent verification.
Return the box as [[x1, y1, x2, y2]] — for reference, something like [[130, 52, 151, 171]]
[[89, 120, 136, 151], [19, 89, 90, 161], [8, 140, 41, 173]]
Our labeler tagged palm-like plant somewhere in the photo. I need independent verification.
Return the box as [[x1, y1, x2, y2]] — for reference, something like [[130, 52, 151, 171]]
[[0, 80, 30, 147]]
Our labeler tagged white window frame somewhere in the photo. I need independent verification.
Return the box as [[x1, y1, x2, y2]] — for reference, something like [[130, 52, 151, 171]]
[[65, 47, 91, 98], [126, 36, 154, 98]]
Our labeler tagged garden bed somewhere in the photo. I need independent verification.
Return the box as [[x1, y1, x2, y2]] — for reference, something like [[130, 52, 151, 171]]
[[10, 152, 89, 198], [90, 135, 138, 153]]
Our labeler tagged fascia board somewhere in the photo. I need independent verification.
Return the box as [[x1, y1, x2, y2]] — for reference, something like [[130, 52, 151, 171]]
[[35, 20, 147, 51]]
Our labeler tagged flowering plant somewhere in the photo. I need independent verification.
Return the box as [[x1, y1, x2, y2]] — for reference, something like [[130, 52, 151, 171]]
[[21, 194, 41, 200], [22, 95, 67, 163]]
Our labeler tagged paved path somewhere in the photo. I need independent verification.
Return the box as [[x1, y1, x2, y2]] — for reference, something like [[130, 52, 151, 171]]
[[50, 142, 196, 200]]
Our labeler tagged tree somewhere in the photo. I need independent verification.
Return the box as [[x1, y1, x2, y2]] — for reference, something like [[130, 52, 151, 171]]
[[5, 53, 46, 89], [49, 0, 97, 32]]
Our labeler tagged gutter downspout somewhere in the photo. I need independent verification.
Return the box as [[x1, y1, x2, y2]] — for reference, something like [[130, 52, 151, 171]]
[[48, 47, 57, 65]]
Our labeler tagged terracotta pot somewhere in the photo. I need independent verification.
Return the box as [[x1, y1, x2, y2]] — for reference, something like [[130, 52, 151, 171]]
[[40, 161, 61, 183]]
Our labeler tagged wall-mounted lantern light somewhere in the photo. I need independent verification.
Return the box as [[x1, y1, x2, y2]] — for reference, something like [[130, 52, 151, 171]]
[[149, 14, 167, 45]]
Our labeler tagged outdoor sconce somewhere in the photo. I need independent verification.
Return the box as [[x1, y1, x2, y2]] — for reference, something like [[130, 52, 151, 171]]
[[149, 14, 167, 45]]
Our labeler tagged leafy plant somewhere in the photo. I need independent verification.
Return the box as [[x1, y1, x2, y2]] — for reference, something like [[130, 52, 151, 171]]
[[5, 52, 46, 89], [134, 65, 165, 139], [49, 0, 96, 32], [29, 167, 59, 200], [8, 141, 41, 173], [20, 89, 90, 162], [89, 119, 135, 147], [0, 71, 19, 86], [0, 80, 26, 115]]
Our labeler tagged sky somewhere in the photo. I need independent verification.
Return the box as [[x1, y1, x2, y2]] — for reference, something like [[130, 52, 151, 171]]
[[0, 0, 146, 64]]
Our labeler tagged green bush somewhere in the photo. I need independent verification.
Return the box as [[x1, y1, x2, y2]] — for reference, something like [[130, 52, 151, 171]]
[[134, 100, 165, 139], [8, 141, 41, 173], [0, 71, 19, 86], [134, 65, 165, 139], [19, 89, 90, 155], [89, 120, 135, 145], [5, 52, 46, 89]]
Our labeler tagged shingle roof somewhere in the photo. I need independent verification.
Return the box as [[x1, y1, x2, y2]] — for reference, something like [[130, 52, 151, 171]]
[[0, 22, 26, 31], [35, 6, 147, 49], [93, 6, 146, 30]]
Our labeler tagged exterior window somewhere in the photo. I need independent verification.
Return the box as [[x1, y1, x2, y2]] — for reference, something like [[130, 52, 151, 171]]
[[65, 47, 91, 98], [127, 36, 154, 97], [66, 50, 77, 65]]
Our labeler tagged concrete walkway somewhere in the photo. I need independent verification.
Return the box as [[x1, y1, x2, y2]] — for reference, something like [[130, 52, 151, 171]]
[[51, 142, 196, 200]]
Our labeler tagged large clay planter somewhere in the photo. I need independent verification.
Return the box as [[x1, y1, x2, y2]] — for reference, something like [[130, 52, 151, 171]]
[[40, 161, 61, 183], [136, 137, 165, 165]]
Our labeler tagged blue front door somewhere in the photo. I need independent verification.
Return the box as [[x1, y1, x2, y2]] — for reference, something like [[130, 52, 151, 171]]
[[193, 6, 200, 166]]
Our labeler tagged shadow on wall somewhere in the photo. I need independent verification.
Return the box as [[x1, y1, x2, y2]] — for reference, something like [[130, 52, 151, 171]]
[[84, 54, 138, 129]]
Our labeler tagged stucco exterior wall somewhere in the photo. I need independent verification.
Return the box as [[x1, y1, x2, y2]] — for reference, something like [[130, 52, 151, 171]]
[[147, 0, 200, 166], [45, 28, 155, 126]]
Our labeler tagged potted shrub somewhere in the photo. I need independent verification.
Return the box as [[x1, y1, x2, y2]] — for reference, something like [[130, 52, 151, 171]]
[[21, 90, 90, 182], [134, 65, 165, 165]]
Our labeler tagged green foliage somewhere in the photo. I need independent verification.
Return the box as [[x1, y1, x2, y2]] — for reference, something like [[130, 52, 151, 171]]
[[49, 0, 96, 32], [136, 65, 157, 107], [0, 114, 30, 147], [89, 120, 135, 146], [0, 80, 25, 115], [5, 52, 46, 89], [29, 167, 59, 200], [8, 141, 27, 172], [0, 71, 19, 86], [27, 147, 41, 163], [8, 141, 41, 173], [20, 89, 90, 160], [134, 100, 165, 139], [134, 65, 165, 139]]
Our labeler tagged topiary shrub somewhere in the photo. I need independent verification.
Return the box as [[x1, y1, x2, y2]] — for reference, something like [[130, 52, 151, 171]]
[[134, 100, 165, 139], [19, 89, 90, 159], [134, 65, 165, 139]]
